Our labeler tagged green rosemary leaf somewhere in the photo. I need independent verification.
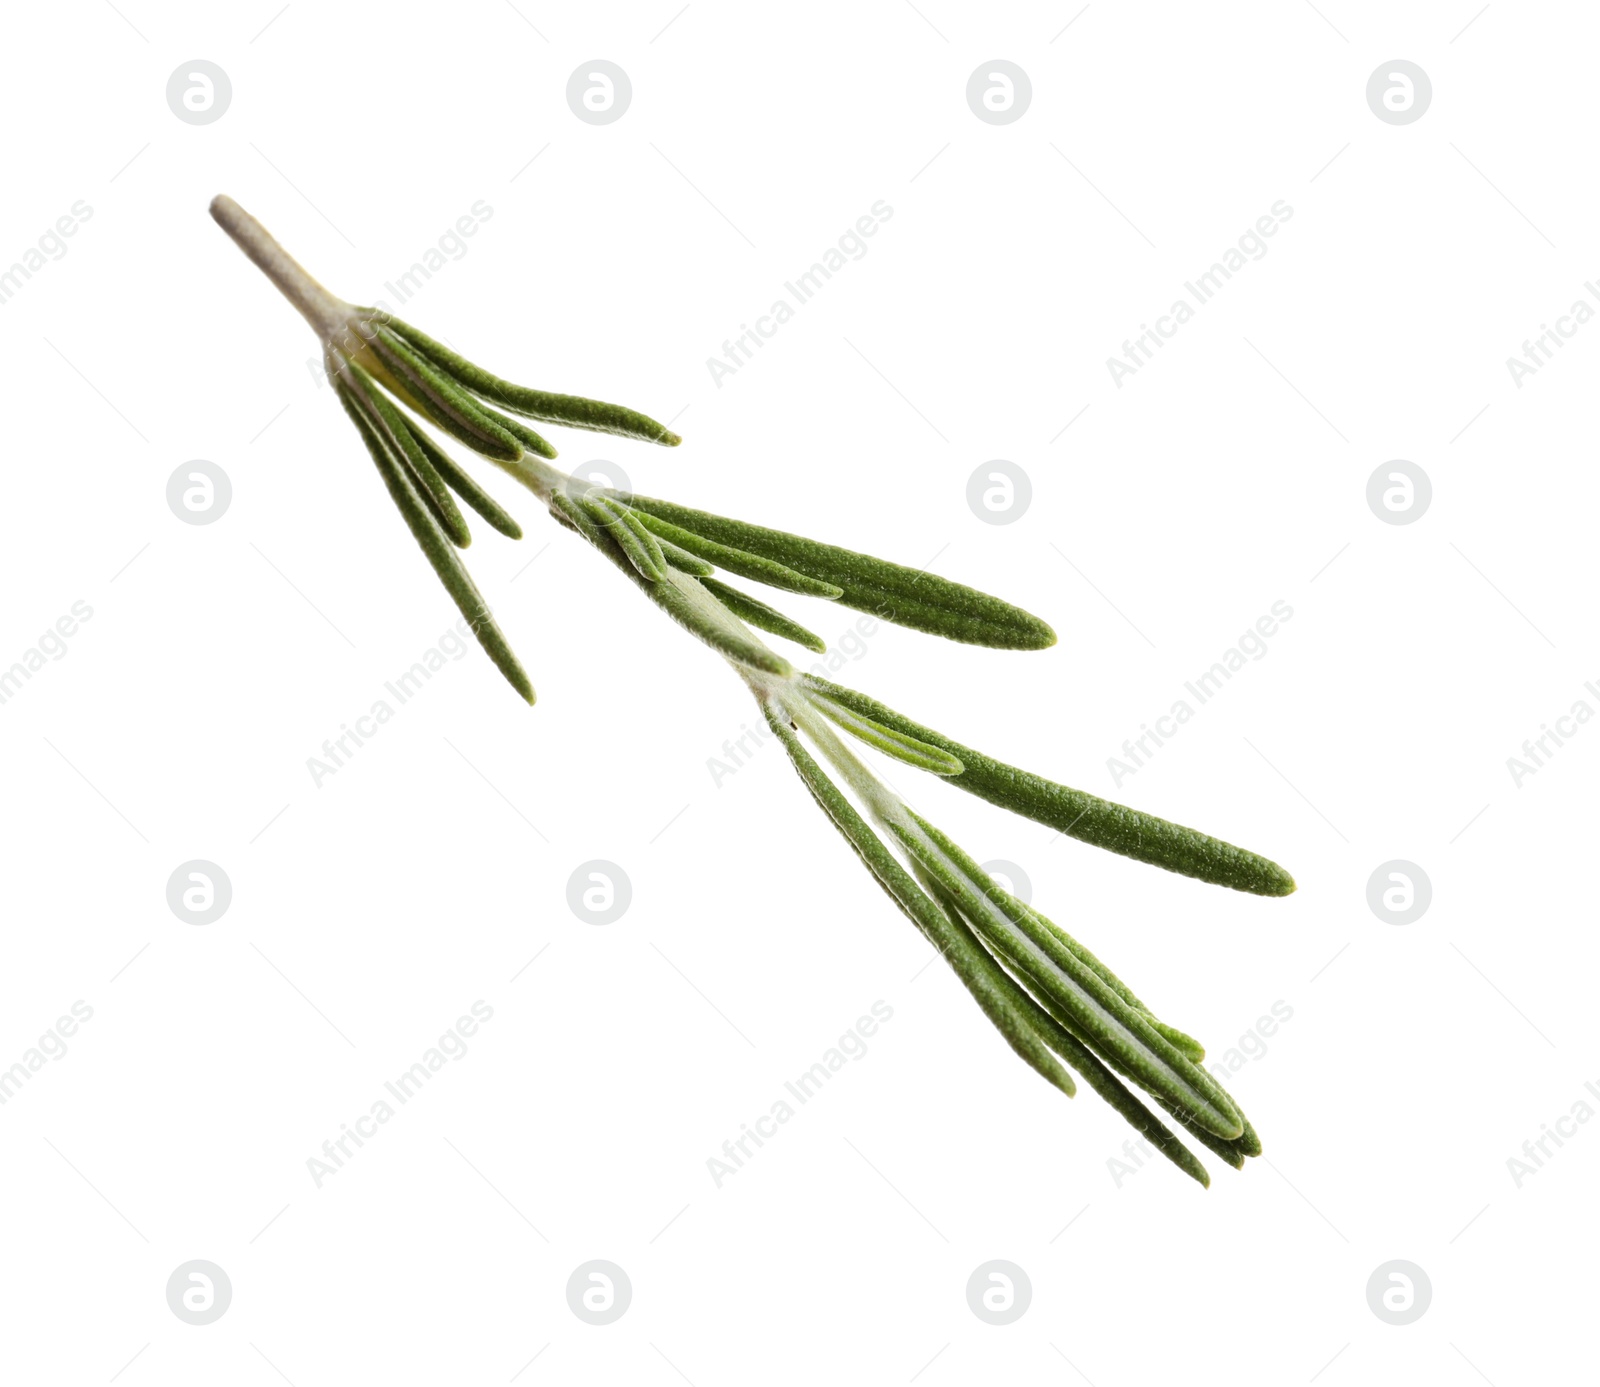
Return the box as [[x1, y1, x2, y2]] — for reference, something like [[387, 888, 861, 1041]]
[[890, 812, 1243, 1140], [368, 327, 524, 462], [1006, 897, 1205, 1059], [700, 578, 826, 654], [552, 491, 790, 675], [335, 375, 533, 703], [760, 702, 1079, 1101], [474, 403, 558, 461], [623, 510, 670, 579], [996, 927, 1242, 1175], [351, 367, 472, 548], [377, 312, 681, 447], [624, 495, 1055, 650], [576, 494, 667, 582], [803, 677, 1296, 897], [405, 421, 523, 540], [807, 691, 965, 776], [986, 962, 1211, 1187], [1148, 1021, 1206, 1063], [1003, 921, 1256, 1170], [657, 535, 716, 577], [631, 510, 844, 598], [647, 574, 793, 675]]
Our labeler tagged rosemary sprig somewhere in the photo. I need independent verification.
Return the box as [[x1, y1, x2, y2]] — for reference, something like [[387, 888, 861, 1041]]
[[213, 194, 1295, 1187]]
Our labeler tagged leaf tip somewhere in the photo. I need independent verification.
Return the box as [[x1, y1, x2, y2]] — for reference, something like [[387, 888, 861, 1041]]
[[1251, 862, 1297, 897], [1024, 618, 1058, 650]]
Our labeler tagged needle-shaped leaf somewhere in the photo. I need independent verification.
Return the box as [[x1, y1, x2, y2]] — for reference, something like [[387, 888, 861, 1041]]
[[350, 365, 472, 548], [367, 327, 526, 462], [490, 411, 558, 461], [888, 811, 1243, 1139], [1006, 896, 1205, 1060], [807, 691, 965, 776], [551, 490, 790, 676], [335, 374, 533, 703], [963, 951, 1211, 1187], [576, 493, 667, 583], [1148, 1021, 1206, 1063], [803, 677, 1295, 897], [700, 578, 825, 654], [760, 702, 1079, 1101], [630, 509, 843, 599], [656, 535, 715, 577], [377, 312, 682, 447], [624, 495, 1056, 650], [997, 902, 1257, 1169], [405, 419, 523, 540]]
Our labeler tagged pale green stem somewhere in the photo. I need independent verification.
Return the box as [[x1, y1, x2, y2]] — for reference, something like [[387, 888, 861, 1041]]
[[209, 195, 356, 342]]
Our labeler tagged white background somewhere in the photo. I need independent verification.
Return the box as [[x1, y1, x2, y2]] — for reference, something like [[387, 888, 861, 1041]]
[[1, 1, 1595, 1382]]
